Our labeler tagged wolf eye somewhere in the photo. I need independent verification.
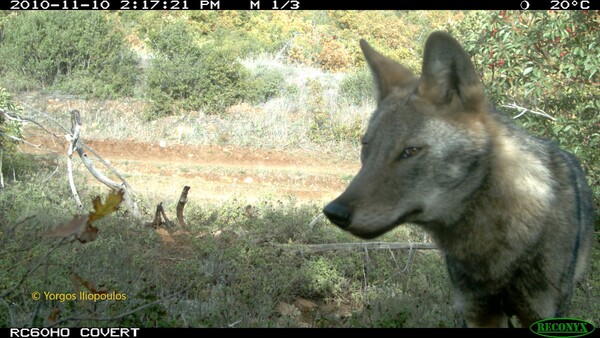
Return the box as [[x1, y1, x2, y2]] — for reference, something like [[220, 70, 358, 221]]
[[398, 147, 421, 160]]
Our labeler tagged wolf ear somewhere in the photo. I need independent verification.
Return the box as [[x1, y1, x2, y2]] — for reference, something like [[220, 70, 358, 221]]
[[360, 39, 415, 102], [418, 32, 484, 111]]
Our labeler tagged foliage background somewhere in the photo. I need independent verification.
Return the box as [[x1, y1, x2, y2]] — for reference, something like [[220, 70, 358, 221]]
[[0, 10, 597, 328]]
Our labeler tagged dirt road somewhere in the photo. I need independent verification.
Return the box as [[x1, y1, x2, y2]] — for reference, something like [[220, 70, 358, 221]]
[[22, 135, 360, 204]]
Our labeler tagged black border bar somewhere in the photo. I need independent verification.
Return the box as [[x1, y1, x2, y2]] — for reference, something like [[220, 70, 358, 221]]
[[2, 0, 598, 11]]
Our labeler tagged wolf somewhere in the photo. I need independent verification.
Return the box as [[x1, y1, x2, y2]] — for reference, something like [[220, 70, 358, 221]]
[[323, 31, 595, 328]]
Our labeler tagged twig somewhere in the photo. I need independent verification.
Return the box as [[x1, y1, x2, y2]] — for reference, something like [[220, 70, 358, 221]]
[[308, 213, 324, 230], [275, 33, 297, 60], [503, 103, 556, 121], [67, 110, 83, 210], [65, 111, 140, 219], [387, 246, 401, 272], [159, 203, 171, 226], [0, 132, 42, 148], [228, 320, 242, 328], [75, 148, 140, 219], [12, 106, 139, 217], [402, 242, 415, 273], [148, 203, 173, 228], [1, 108, 62, 138], [176, 186, 190, 231], [20, 104, 72, 135], [67, 111, 84, 211], [362, 246, 369, 289], [44, 165, 60, 182], [273, 241, 437, 253], [150, 203, 163, 228], [80, 142, 134, 192]]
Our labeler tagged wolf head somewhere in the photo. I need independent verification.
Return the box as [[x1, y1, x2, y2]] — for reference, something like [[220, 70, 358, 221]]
[[323, 32, 494, 239]]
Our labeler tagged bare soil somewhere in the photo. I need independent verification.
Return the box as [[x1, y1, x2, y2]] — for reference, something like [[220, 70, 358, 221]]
[[21, 133, 360, 204]]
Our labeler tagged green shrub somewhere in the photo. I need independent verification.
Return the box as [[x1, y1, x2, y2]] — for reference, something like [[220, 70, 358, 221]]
[[0, 88, 22, 156], [146, 20, 200, 59], [245, 65, 288, 104], [339, 67, 374, 105], [307, 79, 364, 146], [0, 12, 139, 98], [300, 257, 345, 298], [449, 11, 600, 230], [145, 21, 252, 117]]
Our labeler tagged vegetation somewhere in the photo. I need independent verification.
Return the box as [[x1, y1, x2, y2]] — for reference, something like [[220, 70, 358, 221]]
[[0, 10, 597, 328], [0, 178, 463, 327], [0, 12, 139, 98], [0, 88, 22, 156], [449, 11, 599, 213]]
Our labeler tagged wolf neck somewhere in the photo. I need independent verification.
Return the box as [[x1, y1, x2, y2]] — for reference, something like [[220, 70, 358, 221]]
[[431, 121, 555, 261]]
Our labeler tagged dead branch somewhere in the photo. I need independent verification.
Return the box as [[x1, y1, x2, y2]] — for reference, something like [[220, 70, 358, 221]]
[[1, 108, 61, 139], [159, 203, 172, 226], [149, 203, 163, 228], [176, 186, 190, 231], [503, 103, 556, 121], [75, 148, 140, 219], [80, 142, 134, 192], [67, 111, 84, 211], [0, 132, 42, 148], [68, 110, 141, 220], [308, 213, 324, 229], [273, 241, 437, 254], [20, 104, 72, 135], [13, 106, 137, 211], [147, 202, 173, 228]]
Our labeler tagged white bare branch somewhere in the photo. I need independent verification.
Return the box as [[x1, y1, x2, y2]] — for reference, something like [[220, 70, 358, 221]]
[[503, 103, 556, 121], [67, 111, 84, 211], [273, 241, 437, 253]]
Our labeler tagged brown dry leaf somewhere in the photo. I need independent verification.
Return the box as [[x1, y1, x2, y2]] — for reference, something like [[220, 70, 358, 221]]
[[156, 228, 174, 243], [43, 214, 89, 238], [71, 273, 106, 294], [48, 308, 61, 324], [76, 225, 99, 243], [88, 190, 124, 224], [71, 273, 96, 292]]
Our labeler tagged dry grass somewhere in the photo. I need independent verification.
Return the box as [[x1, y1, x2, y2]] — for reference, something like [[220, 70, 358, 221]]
[[15, 54, 372, 160]]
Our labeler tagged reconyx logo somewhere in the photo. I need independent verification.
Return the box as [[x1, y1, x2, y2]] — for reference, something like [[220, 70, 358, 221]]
[[530, 318, 596, 338]]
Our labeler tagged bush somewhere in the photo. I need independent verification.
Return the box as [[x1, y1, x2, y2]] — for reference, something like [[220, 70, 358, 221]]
[[307, 79, 364, 146], [145, 21, 252, 117], [339, 67, 374, 105], [300, 257, 345, 298], [0, 12, 139, 98], [449, 11, 599, 230], [328, 11, 421, 71], [245, 65, 288, 104], [0, 87, 22, 156]]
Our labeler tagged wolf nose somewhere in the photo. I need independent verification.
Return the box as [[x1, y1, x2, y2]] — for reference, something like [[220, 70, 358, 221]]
[[323, 201, 352, 228]]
